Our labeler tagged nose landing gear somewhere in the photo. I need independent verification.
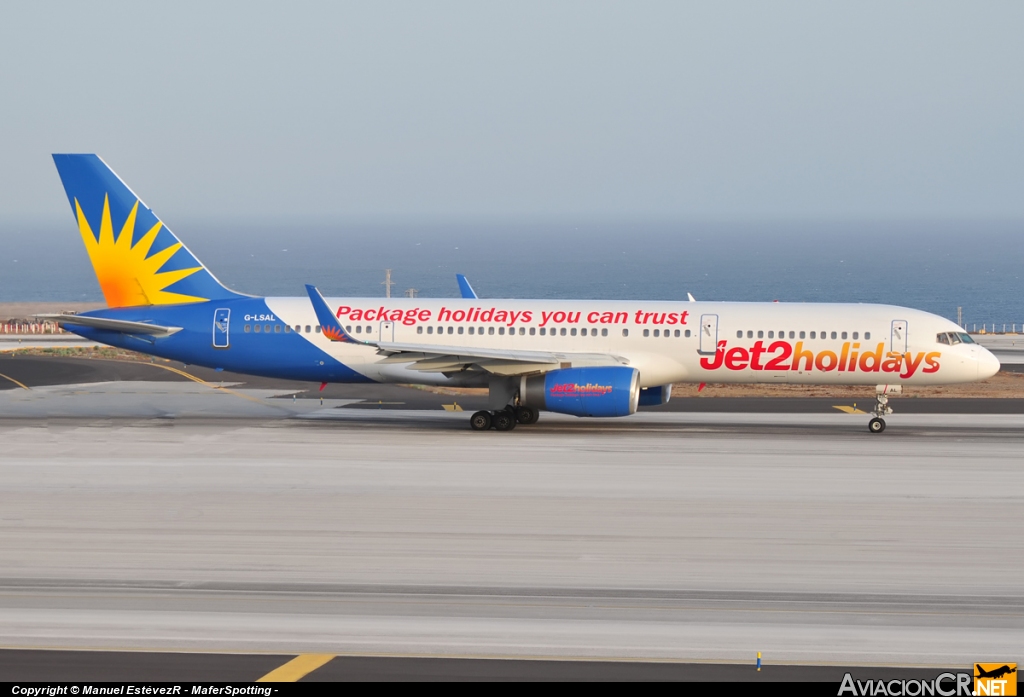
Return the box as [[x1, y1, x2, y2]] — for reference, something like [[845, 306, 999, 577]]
[[868, 385, 901, 434]]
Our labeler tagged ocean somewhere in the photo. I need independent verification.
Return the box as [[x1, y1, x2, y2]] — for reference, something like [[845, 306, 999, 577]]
[[2, 220, 1022, 331]]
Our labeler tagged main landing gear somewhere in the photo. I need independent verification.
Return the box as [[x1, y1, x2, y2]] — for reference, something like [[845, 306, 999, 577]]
[[470, 406, 540, 431]]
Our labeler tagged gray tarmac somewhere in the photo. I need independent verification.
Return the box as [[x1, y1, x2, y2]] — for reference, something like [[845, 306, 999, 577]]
[[0, 355, 1021, 679]]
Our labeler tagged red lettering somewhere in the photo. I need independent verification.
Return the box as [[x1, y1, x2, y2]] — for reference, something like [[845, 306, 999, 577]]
[[700, 341, 727, 370], [815, 350, 838, 371], [900, 352, 926, 379], [567, 312, 580, 324], [540, 311, 554, 327], [335, 305, 351, 318], [438, 307, 452, 322], [614, 312, 628, 324], [634, 310, 644, 324], [418, 309, 432, 322], [725, 347, 750, 370], [588, 311, 601, 323], [679, 311, 689, 325], [666, 313, 678, 325], [764, 341, 792, 371], [859, 343, 884, 372], [791, 342, 814, 371], [749, 341, 767, 370], [522, 311, 533, 323]]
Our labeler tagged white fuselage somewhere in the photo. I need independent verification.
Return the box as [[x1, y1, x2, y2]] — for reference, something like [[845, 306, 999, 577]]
[[263, 298, 1000, 387]]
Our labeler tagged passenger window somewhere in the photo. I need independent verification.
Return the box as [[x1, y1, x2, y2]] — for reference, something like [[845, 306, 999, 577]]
[[831, 331, 837, 339], [263, 324, 271, 333], [571, 328, 577, 336], [244, 324, 251, 333], [517, 327, 523, 335], [789, 331, 795, 339], [489, 327, 495, 335], [305, 325, 311, 333], [737, 330, 743, 339], [530, 327, 536, 335], [284, 325, 290, 333], [366, 326, 372, 333], [417, 326, 423, 334], [540, 327, 546, 336], [468, 327, 475, 335], [674, 329, 680, 337], [275, 325, 281, 333], [458, 327, 464, 335], [810, 331, 815, 339], [355, 325, 361, 333], [757, 330, 764, 338], [643, 329, 650, 337], [853, 332, 859, 340], [254, 325, 261, 333], [499, 327, 505, 335], [799, 331, 805, 339], [865, 332, 871, 340], [685, 329, 691, 337], [747, 330, 753, 339], [653, 329, 659, 337], [768, 331, 774, 339], [447, 326, 453, 334], [427, 326, 433, 334], [602, 328, 608, 337], [315, 326, 321, 333], [841, 332, 848, 340], [623, 329, 629, 337]]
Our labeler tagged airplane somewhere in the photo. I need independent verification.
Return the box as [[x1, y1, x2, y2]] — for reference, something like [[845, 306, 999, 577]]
[[40, 154, 1000, 433], [976, 665, 1016, 680]]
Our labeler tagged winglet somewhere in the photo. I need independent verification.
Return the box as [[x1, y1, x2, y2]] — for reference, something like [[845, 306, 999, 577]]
[[687, 293, 697, 302], [456, 274, 479, 299], [304, 284, 365, 344]]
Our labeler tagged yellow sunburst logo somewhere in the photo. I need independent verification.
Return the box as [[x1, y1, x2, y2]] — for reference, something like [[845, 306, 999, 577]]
[[75, 195, 206, 307]]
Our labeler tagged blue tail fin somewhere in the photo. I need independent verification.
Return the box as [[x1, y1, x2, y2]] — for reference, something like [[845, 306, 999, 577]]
[[52, 154, 246, 307]]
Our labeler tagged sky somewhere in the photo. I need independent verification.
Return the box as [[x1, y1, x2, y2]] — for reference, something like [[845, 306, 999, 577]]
[[1, 1, 1023, 225]]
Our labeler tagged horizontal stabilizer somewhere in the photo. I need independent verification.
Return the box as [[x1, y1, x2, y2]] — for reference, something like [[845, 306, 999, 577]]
[[36, 314, 182, 336]]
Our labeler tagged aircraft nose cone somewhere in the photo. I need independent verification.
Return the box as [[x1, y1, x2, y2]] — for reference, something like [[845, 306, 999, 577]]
[[978, 348, 1000, 379]]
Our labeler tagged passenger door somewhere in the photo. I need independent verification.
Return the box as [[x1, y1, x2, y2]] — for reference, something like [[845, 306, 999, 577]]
[[212, 308, 230, 349], [379, 320, 395, 342], [891, 320, 908, 354], [699, 314, 719, 354]]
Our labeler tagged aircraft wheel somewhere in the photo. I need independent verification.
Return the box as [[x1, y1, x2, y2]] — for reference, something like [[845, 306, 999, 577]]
[[470, 411, 492, 431], [515, 406, 539, 425], [493, 410, 516, 431], [868, 417, 886, 434]]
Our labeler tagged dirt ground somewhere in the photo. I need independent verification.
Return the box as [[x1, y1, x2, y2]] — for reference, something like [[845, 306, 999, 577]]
[[7, 346, 1022, 398]]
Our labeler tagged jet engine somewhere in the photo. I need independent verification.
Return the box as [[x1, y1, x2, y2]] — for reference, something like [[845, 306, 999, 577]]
[[638, 384, 672, 406], [519, 367, 639, 417]]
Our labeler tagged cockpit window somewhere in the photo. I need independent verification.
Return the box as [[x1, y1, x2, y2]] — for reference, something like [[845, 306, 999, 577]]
[[938, 332, 974, 345]]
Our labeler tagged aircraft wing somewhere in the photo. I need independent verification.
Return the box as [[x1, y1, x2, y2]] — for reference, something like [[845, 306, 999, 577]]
[[374, 341, 628, 376], [455, 274, 479, 299], [35, 314, 182, 337]]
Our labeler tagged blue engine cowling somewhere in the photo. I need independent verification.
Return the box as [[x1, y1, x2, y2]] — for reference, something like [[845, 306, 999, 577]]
[[638, 384, 672, 407], [520, 367, 640, 417]]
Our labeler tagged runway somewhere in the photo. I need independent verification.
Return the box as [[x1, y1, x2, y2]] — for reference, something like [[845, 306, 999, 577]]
[[0, 412, 1021, 669], [0, 355, 1021, 679]]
